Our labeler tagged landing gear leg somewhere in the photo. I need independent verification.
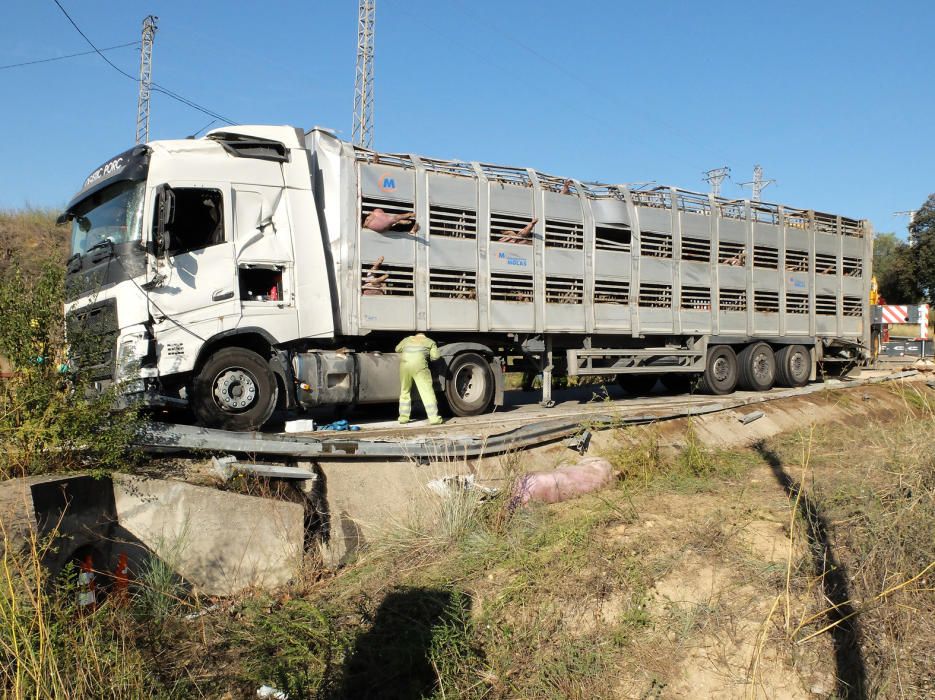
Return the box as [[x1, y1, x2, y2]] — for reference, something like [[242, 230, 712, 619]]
[[540, 336, 554, 408]]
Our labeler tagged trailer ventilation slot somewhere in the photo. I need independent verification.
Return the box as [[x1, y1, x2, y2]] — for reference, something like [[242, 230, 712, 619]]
[[815, 295, 838, 315], [717, 200, 747, 220], [479, 163, 532, 187], [491, 212, 537, 243], [783, 209, 809, 229], [677, 191, 712, 215], [429, 205, 477, 239], [752, 246, 780, 269], [544, 219, 584, 250], [786, 292, 809, 314], [842, 256, 863, 277], [428, 268, 476, 299], [421, 157, 475, 178], [680, 286, 711, 310], [538, 172, 578, 194], [752, 203, 780, 225], [814, 212, 838, 236], [581, 182, 624, 200], [359, 263, 414, 296], [814, 253, 838, 275], [354, 150, 415, 169], [719, 288, 747, 310], [638, 283, 672, 308], [490, 272, 533, 302], [753, 290, 780, 313], [545, 276, 584, 304], [595, 224, 632, 252], [640, 231, 673, 258], [632, 189, 672, 210], [785, 249, 809, 272], [594, 279, 630, 305], [361, 196, 416, 232], [841, 217, 863, 238], [681, 236, 711, 262], [842, 296, 863, 316], [718, 241, 746, 266]]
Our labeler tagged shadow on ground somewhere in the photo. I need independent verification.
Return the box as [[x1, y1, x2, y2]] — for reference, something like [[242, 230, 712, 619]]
[[331, 587, 471, 700], [754, 440, 867, 700]]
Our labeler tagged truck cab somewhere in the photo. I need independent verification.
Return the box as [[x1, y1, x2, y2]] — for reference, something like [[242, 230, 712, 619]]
[[61, 126, 337, 429]]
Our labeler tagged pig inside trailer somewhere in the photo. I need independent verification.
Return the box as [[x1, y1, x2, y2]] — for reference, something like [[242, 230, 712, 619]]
[[59, 125, 871, 430]]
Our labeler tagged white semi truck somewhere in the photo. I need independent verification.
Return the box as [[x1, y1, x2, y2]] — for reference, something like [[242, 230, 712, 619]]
[[60, 125, 872, 430]]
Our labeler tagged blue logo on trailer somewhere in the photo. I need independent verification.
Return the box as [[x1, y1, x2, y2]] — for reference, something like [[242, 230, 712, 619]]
[[378, 173, 397, 192], [498, 252, 528, 267]]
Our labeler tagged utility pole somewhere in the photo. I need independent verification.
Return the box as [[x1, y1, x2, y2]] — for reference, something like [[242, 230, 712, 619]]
[[703, 166, 730, 198], [352, 0, 375, 149], [738, 164, 775, 202], [135, 15, 157, 145], [894, 210, 918, 244]]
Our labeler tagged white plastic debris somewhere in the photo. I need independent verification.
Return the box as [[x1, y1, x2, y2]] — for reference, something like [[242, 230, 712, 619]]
[[284, 418, 316, 433], [257, 685, 289, 699], [426, 474, 499, 498]]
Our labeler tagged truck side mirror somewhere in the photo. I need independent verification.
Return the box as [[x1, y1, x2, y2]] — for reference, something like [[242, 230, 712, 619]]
[[154, 184, 175, 255]]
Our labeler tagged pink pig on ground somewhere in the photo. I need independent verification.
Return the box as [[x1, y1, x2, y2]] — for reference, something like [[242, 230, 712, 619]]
[[510, 456, 615, 507]]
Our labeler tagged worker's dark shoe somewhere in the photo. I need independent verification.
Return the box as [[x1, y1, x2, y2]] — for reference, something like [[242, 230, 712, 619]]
[[429, 416, 444, 425]]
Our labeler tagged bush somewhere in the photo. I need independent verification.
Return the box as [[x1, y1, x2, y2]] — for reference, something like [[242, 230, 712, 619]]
[[0, 262, 140, 478]]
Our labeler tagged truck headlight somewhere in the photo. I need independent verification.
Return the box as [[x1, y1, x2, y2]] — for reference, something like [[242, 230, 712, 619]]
[[115, 326, 153, 381]]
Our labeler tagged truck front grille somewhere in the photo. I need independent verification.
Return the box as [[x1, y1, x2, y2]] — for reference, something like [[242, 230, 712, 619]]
[[65, 299, 118, 382]]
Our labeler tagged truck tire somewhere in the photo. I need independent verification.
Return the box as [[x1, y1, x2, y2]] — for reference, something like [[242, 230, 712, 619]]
[[775, 344, 810, 388], [617, 374, 658, 395], [697, 345, 738, 395], [445, 352, 494, 416], [192, 347, 278, 431], [738, 342, 776, 391]]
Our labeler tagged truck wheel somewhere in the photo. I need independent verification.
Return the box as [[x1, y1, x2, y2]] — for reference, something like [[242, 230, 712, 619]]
[[775, 344, 810, 388], [697, 345, 738, 395], [617, 374, 658, 395], [738, 342, 776, 391], [445, 352, 494, 416], [192, 347, 278, 431]]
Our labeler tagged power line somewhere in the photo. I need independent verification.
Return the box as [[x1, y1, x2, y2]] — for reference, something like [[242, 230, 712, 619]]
[[50, 0, 235, 125], [0, 41, 138, 71]]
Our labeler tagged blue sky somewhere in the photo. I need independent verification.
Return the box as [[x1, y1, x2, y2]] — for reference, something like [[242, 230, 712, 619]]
[[1, 0, 931, 237]]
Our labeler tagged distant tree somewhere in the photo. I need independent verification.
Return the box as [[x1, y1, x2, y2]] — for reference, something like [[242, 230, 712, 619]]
[[909, 193, 935, 302], [873, 231, 921, 303]]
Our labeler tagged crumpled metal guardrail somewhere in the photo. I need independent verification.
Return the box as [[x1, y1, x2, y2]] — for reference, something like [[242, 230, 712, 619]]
[[137, 371, 918, 463]]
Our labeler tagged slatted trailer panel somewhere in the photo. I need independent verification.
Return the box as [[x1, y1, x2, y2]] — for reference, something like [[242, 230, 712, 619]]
[[321, 134, 870, 345]]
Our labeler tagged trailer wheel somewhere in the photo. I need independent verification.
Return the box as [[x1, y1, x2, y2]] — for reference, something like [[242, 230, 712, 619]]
[[445, 352, 494, 416], [192, 347, 278, 431], [617, 374, 659, 395], [697, 345, 738, 395], [775, 344, 810, 388], [738, 342, 776, 391]]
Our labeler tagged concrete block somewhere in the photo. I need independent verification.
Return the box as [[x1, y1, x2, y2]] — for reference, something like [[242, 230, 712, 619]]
[[113, 474, 303, 596], [315, 460, 477, 567]]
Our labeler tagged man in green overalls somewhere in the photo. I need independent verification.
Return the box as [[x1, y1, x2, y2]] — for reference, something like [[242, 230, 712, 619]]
[[395, 332, 444, 425]]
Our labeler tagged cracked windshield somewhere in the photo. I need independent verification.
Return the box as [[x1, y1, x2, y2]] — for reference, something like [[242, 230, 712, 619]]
[[70, 180, 145, 256]]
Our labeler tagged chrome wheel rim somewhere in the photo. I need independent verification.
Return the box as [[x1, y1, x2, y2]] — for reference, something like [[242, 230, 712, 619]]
[[213, 368, 257, 411]]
